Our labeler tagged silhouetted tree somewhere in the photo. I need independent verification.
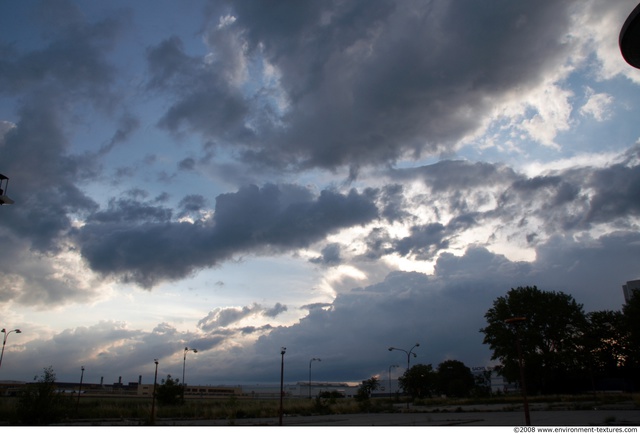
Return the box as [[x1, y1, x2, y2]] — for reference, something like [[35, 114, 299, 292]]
[[355, 376, 380, 412], [471, 368, 493, 397], [156, 375, 183, 406], [398, 364, 435, 399], [16, 366, 72, 425], [480, 286, 587, 394], [435, 360, 475, 398], [355, 376, 380, 401], [581, 310, 627, 388]]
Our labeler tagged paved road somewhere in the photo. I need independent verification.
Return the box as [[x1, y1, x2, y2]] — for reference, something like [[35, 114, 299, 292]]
[[59, 402, 640, 426], [146, 410, 640, 426]]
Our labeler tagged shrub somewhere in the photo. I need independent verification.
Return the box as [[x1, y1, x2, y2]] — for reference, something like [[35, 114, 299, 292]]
[[16, 366, 73, 425], [156, 375, 183, 406]]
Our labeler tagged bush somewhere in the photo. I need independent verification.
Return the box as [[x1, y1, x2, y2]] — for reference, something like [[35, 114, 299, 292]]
[[156, 375, 183, 406], [16, 366, 73, 425]]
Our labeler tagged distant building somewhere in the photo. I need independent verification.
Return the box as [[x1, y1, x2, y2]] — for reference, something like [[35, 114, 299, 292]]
[[293, 382, 357, 398], [622, 279, 640, 303], [240, 382, 358, 399], [136, 383, 241, 398], [0, 380, 26, 396]]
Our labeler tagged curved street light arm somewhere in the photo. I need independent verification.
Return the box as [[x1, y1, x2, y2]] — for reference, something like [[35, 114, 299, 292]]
[[0, 328, 22, 368]]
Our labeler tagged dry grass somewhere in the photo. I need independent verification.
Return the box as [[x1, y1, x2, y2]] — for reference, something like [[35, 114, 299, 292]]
[[0, 392, 636, 425]]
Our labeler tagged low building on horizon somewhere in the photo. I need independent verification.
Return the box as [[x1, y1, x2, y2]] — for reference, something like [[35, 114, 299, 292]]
[[622, 279, 640, 303]]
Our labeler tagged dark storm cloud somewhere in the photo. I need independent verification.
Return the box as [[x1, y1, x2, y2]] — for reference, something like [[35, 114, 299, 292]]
[[490, 154, 640, 236], [301, 302, 333, 311], [9, 232, 637, 385], [222, 232, 636, 384], [379, 184, 410, 223], [395, 223, 448, 260], [76, 184, 379, 287], [351, 153, 640, 264], [220, 258, 514, 383], [585, 163, 640, 223], [362, 215, 477, 262], [309, 243, 342, 266], [365, 227, 393, 260], [389, 152, 640, 239], [264, 302, 288, 318], [238, 325, 274, 335], [74, 152, 640, 290], [178, 194, 207, 215], [0, 101, 99, 252], [12, 231, 638, 385], [0, 1, 124, 105], [178, 157, 196, 171], [363, 226, 394, 259], [391, 160, 519, 192], [533, 231, 640, 310], [98, 114, 141, 156], [86, 197, 172, 224], [158, 0, 579, 172], [0, 1, 126, 259], [198, 304, 260, 330], [0, 103, 103, 307], [146, 36, 254, 142], [0, 0, 173, 302], [505, 175, 581, 209], [198, 302, 288, 332]]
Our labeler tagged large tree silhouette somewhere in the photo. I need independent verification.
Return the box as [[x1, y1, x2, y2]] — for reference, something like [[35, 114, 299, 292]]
[[480, 286, 587, 394]]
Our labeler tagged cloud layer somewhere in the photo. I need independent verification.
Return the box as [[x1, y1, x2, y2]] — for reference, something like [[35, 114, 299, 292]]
[[0, 0, 639, 385]]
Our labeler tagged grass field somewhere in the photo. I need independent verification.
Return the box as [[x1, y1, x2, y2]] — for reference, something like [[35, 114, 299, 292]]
[[0, 392, 636, 426]]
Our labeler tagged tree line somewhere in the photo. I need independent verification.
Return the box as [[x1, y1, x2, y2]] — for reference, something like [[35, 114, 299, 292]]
[[12, 285, 640, 425], [365, 285, 639, 399], [357, 359, 490, 402], [481, 285, 639, 394]]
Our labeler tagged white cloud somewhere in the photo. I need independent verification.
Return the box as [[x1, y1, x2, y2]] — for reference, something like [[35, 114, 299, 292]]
[[570, 1, 640, 83], [580, 88, 614, 121]]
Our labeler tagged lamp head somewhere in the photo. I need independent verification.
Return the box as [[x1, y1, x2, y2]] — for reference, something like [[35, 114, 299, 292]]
[[388, 347, 394, 351], [281, 347, 286, 355], [15, 329, 21, 333], [193, 349, 198, 353]]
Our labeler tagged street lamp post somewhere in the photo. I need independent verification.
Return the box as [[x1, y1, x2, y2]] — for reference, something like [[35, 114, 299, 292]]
[[388, 364, 399, 398], [0, 328, 22, 368], [76, 366, 85, 413], [279, 347, 286, 426], [309, 358, 322, 399], [182, 347, 197, 400], [388, 343, 420, 371], [151, 359, 159, 425], [389, 343, 420, 408], [505, 317, 531, 426], [308, 357, 321, 399]]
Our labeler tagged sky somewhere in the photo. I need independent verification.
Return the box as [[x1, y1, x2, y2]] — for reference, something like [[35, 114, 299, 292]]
[[1, 0, 640, 388]]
